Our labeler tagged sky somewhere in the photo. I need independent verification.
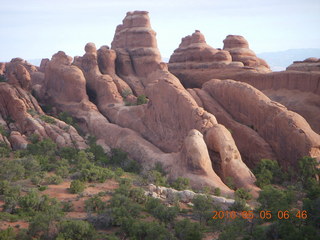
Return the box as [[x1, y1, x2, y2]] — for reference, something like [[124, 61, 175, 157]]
[[0, 0, 320, 62]]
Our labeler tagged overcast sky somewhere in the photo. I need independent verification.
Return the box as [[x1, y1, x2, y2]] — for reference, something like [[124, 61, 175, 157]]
[[1, 0, 319, 62]]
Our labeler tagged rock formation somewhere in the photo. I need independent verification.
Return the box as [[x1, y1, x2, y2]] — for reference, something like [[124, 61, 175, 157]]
[[286, 57, 320, 72], [2, 11, 319, 199]]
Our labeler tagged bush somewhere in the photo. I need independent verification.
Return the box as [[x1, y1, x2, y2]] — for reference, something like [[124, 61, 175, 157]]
[[85, 195, 106, 214], [0, 74, 8, 82], [40, 115, 56, 124], [175, 219, 203, 240], [214, 188, 221, 196], [69, 180, 85, 194], [225, 176, 236, 190], [145, 198, 178, 224], [235, 188, 252, 201], [0, 141, 10, 158], [171, 177, 190, 191], [121, 218, 174, 240], [136, 95, 148, 105], [254, 159, 283, 187], [110, 148, 140, 173], [57, 220, 97, 240], [192, 195, 215, 225], [0, 227, 16, 240], [145, 170, 168, 187], [46, 174, 63, 185], [0, 159, 25, 181], [80, 166, 114, 183]]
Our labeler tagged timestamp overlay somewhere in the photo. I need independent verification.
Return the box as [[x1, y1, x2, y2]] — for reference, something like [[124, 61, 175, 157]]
[[212, 210, 308, 220]]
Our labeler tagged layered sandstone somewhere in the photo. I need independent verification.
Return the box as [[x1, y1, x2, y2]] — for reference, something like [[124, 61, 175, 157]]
[[223, 35, 270, 71]]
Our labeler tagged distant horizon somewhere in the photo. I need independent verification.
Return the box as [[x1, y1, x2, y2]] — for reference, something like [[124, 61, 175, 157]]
[[1, 0, 320, 62]]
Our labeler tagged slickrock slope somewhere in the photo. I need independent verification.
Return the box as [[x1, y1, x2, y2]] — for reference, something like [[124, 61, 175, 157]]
[[202, 79, 320, 169]]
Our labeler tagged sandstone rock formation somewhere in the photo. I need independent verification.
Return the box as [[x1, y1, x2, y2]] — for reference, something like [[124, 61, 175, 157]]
[[168, 31, 271, 88], [223, 35, 270, 71], [286, 57, 320, 72], [3, 11, 319, 200], [202, 79, 320, 169], [0, 77, 87, 149]]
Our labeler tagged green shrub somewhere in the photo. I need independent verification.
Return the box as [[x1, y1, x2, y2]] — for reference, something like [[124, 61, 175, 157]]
[[0, 74, 8, 82], [57, 220, 97, 240], [214, 188, 221, 196], [192, 195, 215, 225], [0, 141, 10, 158], [69, 180, 85, 194], [0, 125, 10, 137], [110, 148, 140, 173], [235, 188, 252, 200], [0, 227, 16, 239], [129, 187, 147, 204], [40, 115, 56, 124], [254, 159, 283, 187], [225, 176, 236, 190], [0, 159, 25, 181], [46, 174, 63, 185], [175, 219, 203, 240], [85, 195, 106, 214], [62, 201, 74, 212], [120, 218, 174, 240], [145, 198, 178, 224], [136, 94, 148, 105], [171, 177, 190, 190], [145, 170, 168, 187]]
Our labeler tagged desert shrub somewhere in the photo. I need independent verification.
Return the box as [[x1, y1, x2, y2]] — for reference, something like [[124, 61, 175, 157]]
[[235, 188, 252, 200], [0, 141, 10, 158], [257, 185, 293, 215], [171, 177, 190, 190], [298, 156, 320, 198], [192, 195, 215, 225], [120, 88, 132, 99], [46, 174, 63, 185], [0, 159, 25, 181], [254, 158, 283, 187], [86, 142, 109, 166], [225, 176, 236, 190], [0, 125, 10, 137], [136, 94, 148, 105], [145, 170, 168, 187], [58, 147, 78, 162], [129, 187, 147, 204], [56, 165, 69, 178], [229, 197, 249, 211], [145, 198, 178, 224], [120, 218, 174, 240], [27, 138, 57, 156], [0, 227, 16, 239], [85, 195, 106, 214], [2, 185, 21, 213], [40, 115, 56, 124], [80, 165, 114, 183], [109, 193, 142, 225], [175, 219, 203, 240], [69, 180, 85, 194], [56, 220, 97, 240], [214, 187, 221, 196], [110, 148, 140, 173], [62, 201, 74, 212]]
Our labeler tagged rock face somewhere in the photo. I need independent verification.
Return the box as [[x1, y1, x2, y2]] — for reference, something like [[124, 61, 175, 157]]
[[202, 79, 320, 169], [286, 57, 320, 71], [0, 81, 87, 149], [111, 10, 162, 95], [223, 35, 270, 71]]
